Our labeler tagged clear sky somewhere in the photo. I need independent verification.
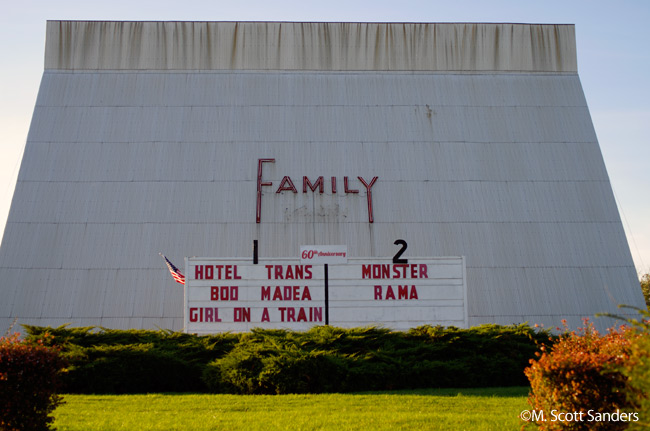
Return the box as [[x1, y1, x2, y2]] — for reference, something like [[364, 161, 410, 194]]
[[1, 0, 648, 276]]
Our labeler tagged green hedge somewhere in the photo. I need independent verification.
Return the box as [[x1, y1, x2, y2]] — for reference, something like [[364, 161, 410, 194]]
[[24, 323, 550, 394], [24, 325, 238, 394]]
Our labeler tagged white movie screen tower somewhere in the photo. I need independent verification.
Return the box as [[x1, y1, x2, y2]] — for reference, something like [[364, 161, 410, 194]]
[[0, 21, 644, 333]]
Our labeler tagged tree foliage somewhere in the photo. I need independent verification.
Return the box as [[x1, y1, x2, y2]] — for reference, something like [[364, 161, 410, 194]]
[[614, 306, 650, 431], [641, 273, 650, 308]]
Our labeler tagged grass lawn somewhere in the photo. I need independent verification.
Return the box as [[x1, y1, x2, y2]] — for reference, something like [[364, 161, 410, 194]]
[[53, 387, 530, 431]]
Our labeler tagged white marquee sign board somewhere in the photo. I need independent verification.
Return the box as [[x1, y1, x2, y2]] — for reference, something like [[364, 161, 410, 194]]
[[184, 257, 467, 334]]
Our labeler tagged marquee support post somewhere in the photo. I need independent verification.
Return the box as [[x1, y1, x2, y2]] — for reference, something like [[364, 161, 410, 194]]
[[324, 263, 329, 325]]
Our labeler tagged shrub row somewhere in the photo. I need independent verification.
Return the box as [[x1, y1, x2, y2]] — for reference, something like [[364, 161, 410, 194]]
[[203, 324, 549, 394], [24, 325, 238, 394], [24, 323, 550, 394]]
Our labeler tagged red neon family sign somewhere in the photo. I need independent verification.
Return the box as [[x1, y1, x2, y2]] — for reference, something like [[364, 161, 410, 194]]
[[256, 158, 378, 224]]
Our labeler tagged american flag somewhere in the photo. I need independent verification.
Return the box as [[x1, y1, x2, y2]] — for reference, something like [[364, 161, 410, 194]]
[[160, 254, 185, 285]]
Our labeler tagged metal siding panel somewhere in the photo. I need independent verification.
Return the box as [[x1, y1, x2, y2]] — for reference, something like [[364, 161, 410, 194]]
[[40, 270, 79, 318], [130, 270, 166, 317], [600, 266, 646, 306], [140, 318, 180, 331], [70, 270, 110, 318], [470, 268, 596, 320], [99, 318, 133, 329], [0, 270, 21, 315], [100, 269, 138, 319], [0, 219, 617, 271], [39, 73, 587, 109], [10, 270, 48, 318], [27, 104, 598, 145], [74, 318, 105, 327]]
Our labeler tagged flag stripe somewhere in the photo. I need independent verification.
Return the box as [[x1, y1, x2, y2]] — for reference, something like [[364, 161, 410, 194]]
[[161, 254, 185, 285]]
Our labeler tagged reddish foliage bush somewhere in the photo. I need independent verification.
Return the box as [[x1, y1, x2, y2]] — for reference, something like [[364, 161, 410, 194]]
[[524, 320, 638, 431], [0, 333, 67, 431], [615, 308, 650, 431]]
